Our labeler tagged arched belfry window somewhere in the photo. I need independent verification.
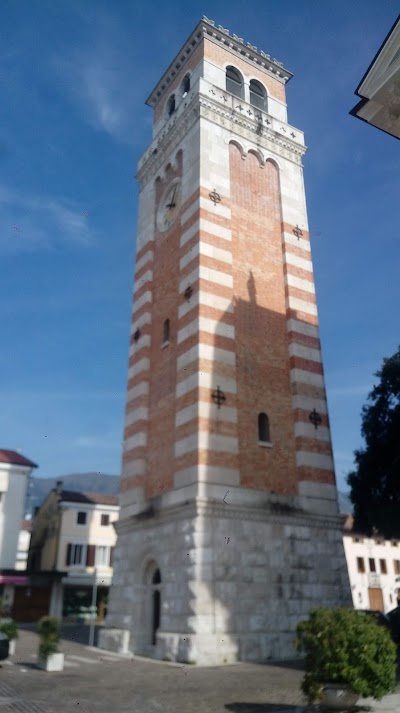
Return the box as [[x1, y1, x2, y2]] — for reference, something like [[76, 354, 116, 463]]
[[181, 74, 190, 98], [250, 80, 267, 112], [226, 66, 244, 99], [167, 94, 176, 116], [258, 412, 270, 443], [163, 318, 170, 344]]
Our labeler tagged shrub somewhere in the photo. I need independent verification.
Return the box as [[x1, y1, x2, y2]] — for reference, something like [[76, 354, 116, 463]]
[[294, 608, 397, 704], [37, 616, 61, 658], [0, 619, 18, 641]]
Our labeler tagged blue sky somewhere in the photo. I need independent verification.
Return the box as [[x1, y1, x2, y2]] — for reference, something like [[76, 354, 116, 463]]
[[1, 1, 399, 491]]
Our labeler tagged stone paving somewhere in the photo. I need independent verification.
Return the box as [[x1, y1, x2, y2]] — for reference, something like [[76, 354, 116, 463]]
[[0, 628, 398, 713]]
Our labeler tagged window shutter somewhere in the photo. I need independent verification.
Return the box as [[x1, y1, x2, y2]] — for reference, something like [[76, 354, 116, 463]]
[[109, 547, 115, 567], [86, 545, 96, 567], [66, 543, 72, 566]]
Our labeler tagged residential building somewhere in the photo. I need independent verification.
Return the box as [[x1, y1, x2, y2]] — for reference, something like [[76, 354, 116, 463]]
[[28, 484, 119, 620], [350, 15, 400, 139], [343, 514, 400, 612], [15, 518, 33, 571], [0, 449, 37, 570], [100, 17, 351, 664]]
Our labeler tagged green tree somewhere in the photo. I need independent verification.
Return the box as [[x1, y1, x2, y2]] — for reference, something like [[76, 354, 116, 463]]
[[347, 347, 400, 538]]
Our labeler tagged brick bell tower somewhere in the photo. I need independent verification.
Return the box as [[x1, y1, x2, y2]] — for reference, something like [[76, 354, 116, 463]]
[[100, 17, 351, 664]]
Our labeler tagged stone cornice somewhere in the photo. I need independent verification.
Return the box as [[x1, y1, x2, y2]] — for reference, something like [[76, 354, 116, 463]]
[[146, 16, 292, 110], [137, 92, 305, 186]]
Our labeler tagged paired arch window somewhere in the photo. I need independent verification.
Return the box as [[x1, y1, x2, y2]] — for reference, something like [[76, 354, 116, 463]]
[[258, 412, 271, 443], [167, 94, 176, 116], [226, 65, 244, 99], [250, 79, 267, 112], [181, 74, 190, 98]]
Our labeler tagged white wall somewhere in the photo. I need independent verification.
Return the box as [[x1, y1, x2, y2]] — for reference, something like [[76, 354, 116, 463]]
[[343, 533, 400, 612], [0, 463, 32, 569]]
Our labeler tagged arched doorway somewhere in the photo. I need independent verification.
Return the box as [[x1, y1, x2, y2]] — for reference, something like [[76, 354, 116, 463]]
[[151, 568, 161, 645]]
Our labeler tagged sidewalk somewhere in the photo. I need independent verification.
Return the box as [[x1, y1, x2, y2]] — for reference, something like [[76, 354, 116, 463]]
[[0, 628, 398, 712]]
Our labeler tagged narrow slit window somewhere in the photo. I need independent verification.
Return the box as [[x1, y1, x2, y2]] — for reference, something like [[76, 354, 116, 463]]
[[167, 95, 175, 116], [258, 412, 270, 443], [249, 79, 267, 112], [163, 319, 170, 344], [182, 74, 190, 98], [226, 66, 244, 99]]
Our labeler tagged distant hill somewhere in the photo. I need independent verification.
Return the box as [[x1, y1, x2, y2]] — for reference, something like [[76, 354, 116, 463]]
[[26, 472, 120, 515]]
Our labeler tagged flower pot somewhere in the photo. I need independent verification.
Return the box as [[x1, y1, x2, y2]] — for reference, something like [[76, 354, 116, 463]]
[[322, 683, 359, 710], [37, 652, 64, 672]]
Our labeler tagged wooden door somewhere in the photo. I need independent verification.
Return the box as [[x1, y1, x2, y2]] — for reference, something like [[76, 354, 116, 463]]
[[368, 587, 384, 611], [12, 586, 51, 622]]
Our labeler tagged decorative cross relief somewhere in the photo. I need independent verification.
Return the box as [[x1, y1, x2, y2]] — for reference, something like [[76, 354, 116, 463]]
[[292, 224, 303, 240], [309, 408, 322, 430], [209, 189, 221, 205], [212, 385, 226, 408]]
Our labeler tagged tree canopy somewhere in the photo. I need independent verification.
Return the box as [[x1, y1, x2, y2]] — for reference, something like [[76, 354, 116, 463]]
[[348, 347, 400, 539]]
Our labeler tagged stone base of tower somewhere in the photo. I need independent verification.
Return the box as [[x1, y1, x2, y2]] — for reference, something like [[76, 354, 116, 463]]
[[99, 490, 351, 664]]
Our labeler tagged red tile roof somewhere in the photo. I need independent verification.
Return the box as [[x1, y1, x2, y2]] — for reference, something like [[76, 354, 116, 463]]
[[0, 449, 38, 468]]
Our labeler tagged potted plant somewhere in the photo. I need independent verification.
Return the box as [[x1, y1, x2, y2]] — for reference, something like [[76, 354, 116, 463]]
[[37, 616, 64, 672], [0, 619, 18, 656], [294, 608, 397, 710]]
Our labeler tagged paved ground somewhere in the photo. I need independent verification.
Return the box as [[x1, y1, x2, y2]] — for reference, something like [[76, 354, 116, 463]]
[[0, 627, 398, 713]]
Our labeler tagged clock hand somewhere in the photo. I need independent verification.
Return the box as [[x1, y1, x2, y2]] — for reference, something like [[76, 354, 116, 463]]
[[166, 184, 177, 209]]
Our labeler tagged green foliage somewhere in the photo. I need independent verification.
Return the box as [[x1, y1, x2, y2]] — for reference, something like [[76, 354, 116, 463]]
[[294, 608, 397, 704], [0, 619, 18, 641], [37, 616, 60, 658], [348, 347, 400, 538]]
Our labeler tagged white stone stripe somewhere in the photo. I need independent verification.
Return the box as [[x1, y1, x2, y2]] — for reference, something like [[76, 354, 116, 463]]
[[290, 368, 325, 388], [200, 218, 232, 242], [181, 196, 231, 226], [129, 334, 151, 357], [176, 372, 237, 399], [126, 381, 149, 402], [175, 401, 238, 427], [124, 432, 147, 451], [174, 465, 240, 489], [286, 318, 319, 339], [181, 199, 199, 226], [134, 270, 153, 296], [292, 395, 328, 414], [131, 312, 152, 334], [296, 451, 334, 471], [175, 433, 238, 458], [122, 458, 146, 478], [288, 343, 322, 363], [285, 274, 315, 295], [282, 231, 310, 253], [135, 249, 154, 274], [287, 296, 317, 316], [284, 252, 313, 273], [180, 221, 199, 248], [177, 343, 235, 371], [180, 241, 232, 271], [178, 290, 233, 320], [179, 266, 233, 291], [294, 422, 331, 442], [177, 316, 234, 344], [125, 407, 149, 428], [132, 290, 152, 315], [128, 357, 150, 380]]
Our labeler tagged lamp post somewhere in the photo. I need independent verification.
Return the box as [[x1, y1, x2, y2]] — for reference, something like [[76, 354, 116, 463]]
[[88, 567, 98, 648]]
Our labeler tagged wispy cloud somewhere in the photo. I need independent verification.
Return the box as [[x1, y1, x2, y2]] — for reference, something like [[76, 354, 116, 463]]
[[0, 185, 92, 253]]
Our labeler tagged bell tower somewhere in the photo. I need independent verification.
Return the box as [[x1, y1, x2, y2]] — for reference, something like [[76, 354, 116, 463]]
[[100, 17, 351, 664]]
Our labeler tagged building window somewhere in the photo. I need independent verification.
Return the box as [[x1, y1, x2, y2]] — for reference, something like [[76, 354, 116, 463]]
[[394, 559, 400, 575], [167, 94, 175, 116], [77, 511, 87, 525], [181, 74, 190, 98], [226, 66, 244, 99], [353, 536, 364, 543], [163, 319, 170, 344], [66, 544, 86, 566], [249, 79, 267, 112], [358, 592, 363, 604], [101, 514, 110, 527], [369, 558, 376, 573], [380, 559, 387, 574], [357, 557, 365, 573], [258, 412, 270, 443], [392, 541, 398, 547], [96, 545, 109, 566]]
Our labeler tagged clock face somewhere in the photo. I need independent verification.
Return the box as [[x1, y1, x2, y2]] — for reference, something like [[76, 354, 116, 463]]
[[157, 179, 182, 233]]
